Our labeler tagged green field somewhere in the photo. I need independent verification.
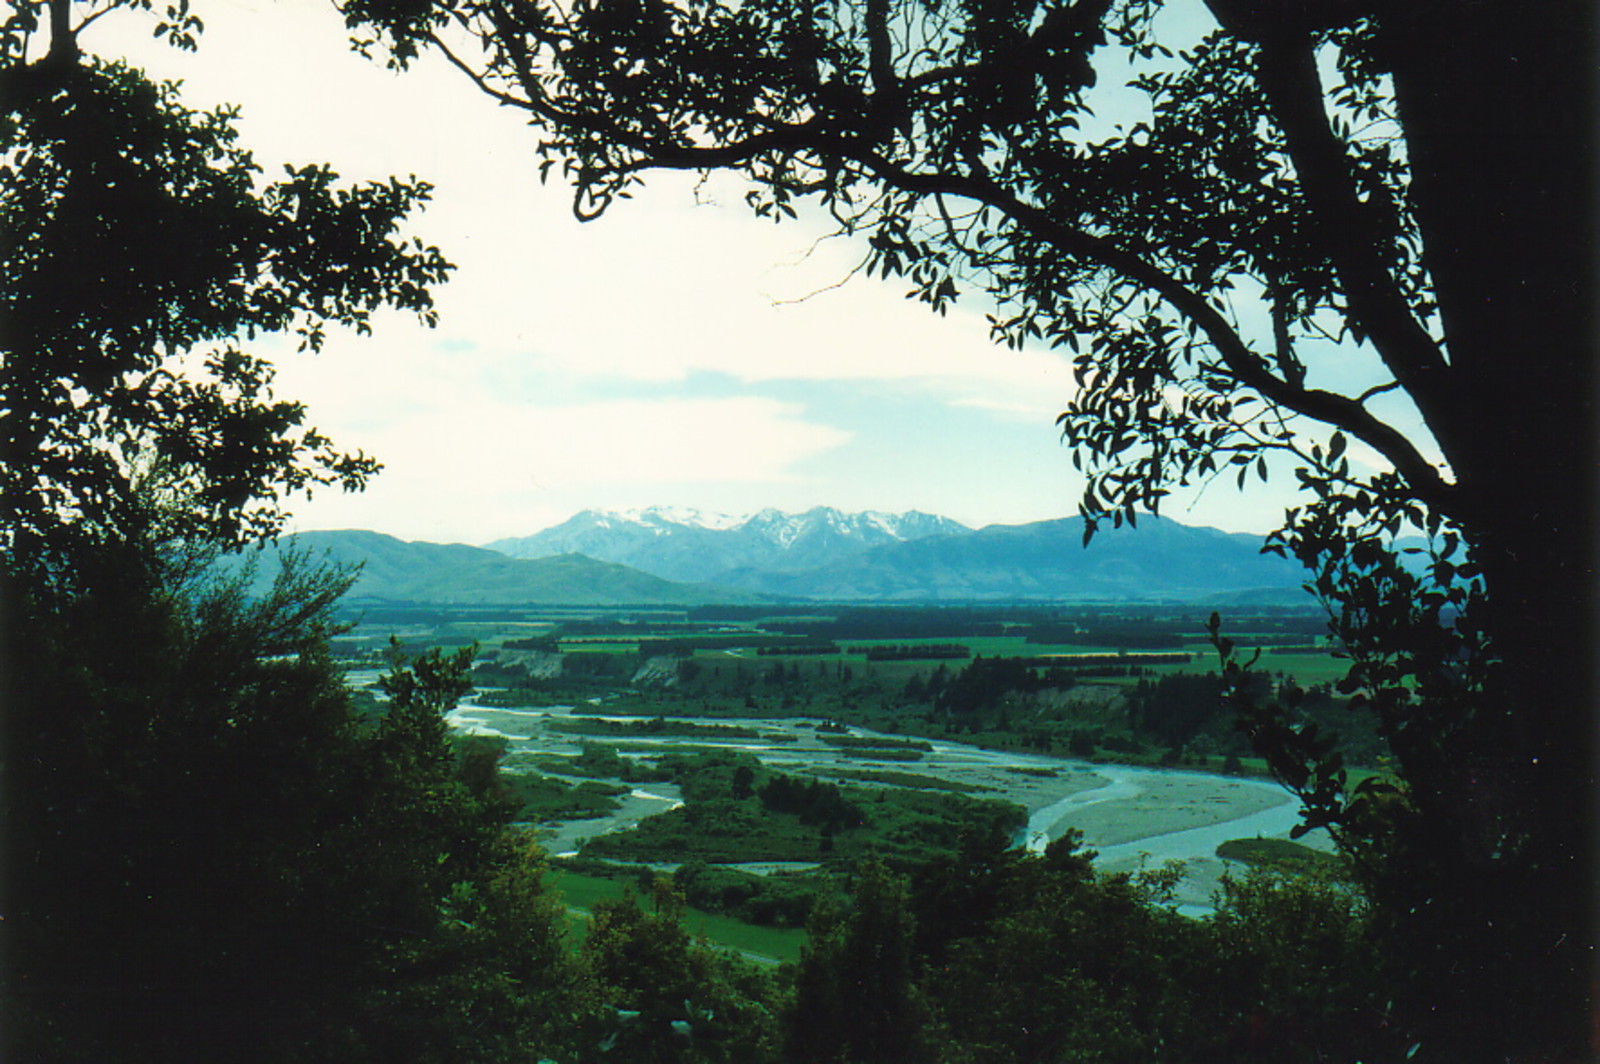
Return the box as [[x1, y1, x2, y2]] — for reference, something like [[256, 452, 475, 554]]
[[364, 602, 1381, 780], [546, 869, 807, 965], [1250, 649, 1350, 685], [532, 637, 1344, 690], [1067, 643, 1346, 683]]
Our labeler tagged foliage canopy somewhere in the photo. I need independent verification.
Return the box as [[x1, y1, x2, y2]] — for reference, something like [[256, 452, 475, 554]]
[[342, 0, 1595, 1055], [0, 2, 451, 584], [0, 5, 564, 1060]]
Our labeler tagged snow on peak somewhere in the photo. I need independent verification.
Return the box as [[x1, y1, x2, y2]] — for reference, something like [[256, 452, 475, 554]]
[[718, 506, 963, 547], [556, 506, 965, 543], [862, 510, 901, 536], [615, 506, 748, 531]]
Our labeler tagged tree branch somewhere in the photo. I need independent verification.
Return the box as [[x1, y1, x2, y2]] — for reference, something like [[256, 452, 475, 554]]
[[851, 157, 1458, 513], [429, 32, 529, 111], [1203, 0, 1386, 41], [443, 6, 1456, 513], [577, 108, 1455, 509], [1226, 20, 1453, 433]]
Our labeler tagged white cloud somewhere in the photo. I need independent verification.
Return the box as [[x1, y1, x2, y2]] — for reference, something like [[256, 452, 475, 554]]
[[278, 392, 850, 542], [430, 178, 1081, 404], [86, 0, 1292, 541], [104, 2, 1079, 415], [948, 395, 1069, 421], [456, 396, 852, 488]]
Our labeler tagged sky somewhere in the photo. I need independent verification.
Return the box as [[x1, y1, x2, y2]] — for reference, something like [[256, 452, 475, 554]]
[[89, 0, 1323, 545]]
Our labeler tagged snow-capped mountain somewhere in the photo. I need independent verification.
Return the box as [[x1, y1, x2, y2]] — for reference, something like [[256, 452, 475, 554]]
[[486, 506, 971, 584], [711, 515, 1307, 601], [239, 514, 1308, 606], [612, 506, 748, 532]]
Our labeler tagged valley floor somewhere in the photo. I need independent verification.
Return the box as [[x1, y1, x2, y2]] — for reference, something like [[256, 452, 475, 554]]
[[447, 695, 1330, 913]]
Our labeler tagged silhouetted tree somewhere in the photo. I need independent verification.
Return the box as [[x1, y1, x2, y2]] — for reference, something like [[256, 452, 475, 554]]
[[1, 546, 584, 1061], [343, 1, 1595, 1052], [1, 1, 449, 590], [0, 5, 602, 1059]]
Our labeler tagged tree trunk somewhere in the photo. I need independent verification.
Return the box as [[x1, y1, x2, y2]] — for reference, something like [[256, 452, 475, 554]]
[[1381, 3, 1595, 1056]]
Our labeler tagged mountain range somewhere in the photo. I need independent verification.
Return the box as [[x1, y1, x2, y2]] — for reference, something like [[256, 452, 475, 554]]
[[244, 508, 1310, 606], [227, 530, 757, 607], [487, 506, 970, 584], [709, 515, 1306, 601]]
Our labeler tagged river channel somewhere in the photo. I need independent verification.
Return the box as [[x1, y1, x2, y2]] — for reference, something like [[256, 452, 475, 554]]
[[439, 693, 1325, 914]]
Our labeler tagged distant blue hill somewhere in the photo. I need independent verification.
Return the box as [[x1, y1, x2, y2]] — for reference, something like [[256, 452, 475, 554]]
[[705, 515, 1309, 602], [231, 514, 1311, 607], [225, 530, 762, 606]]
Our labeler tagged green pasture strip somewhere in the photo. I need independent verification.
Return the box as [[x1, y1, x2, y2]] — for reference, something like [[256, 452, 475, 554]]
[[546, 870, 806, 965], [999, 638, 1175, 656], [453, 622, 556, 642], [843, 635, 1132, 656], [639, 634, 822, 654], [1078, 646, 1345, 687], [751, 615, 842, 626], [546, 868, 634, 912], [841, 635, 1056, 658], [1255, 651, 1350, 685], [681, 910, 807, 965]]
